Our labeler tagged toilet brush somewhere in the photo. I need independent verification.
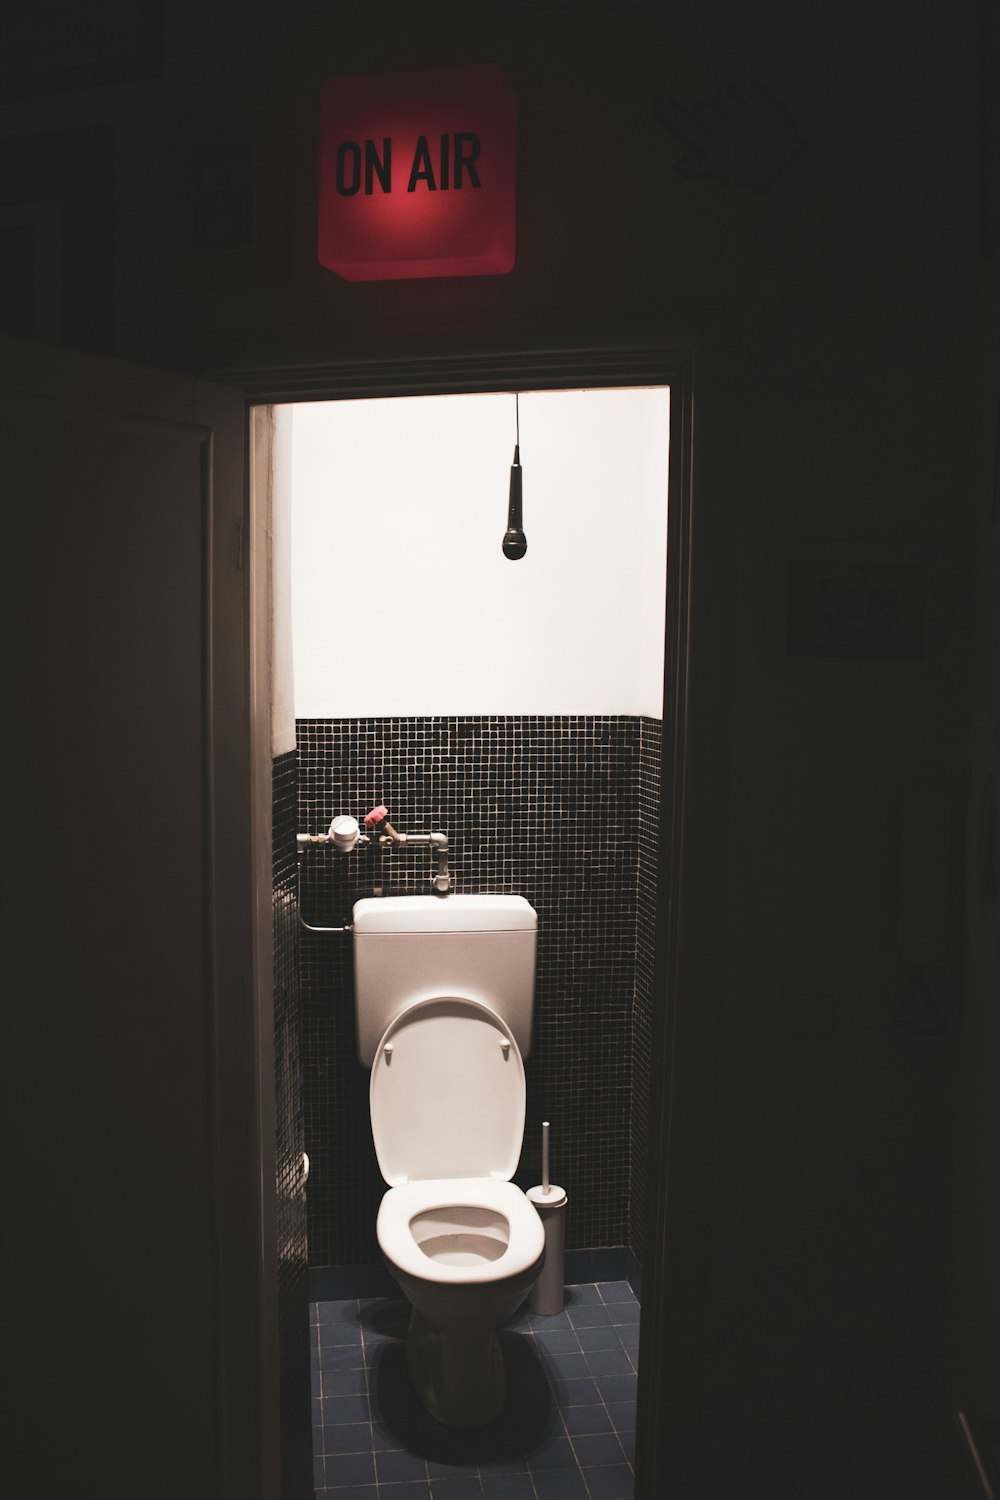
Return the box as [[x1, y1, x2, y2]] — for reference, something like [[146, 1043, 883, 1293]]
[[527, 1120, 568, 1315]]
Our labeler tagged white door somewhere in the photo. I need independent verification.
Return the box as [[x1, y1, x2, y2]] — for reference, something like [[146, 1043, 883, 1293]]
[[0, 336, 275, 1500]]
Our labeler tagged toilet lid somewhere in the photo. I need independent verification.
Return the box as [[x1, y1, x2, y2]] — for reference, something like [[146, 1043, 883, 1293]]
[[369, 996, 526, 1187]]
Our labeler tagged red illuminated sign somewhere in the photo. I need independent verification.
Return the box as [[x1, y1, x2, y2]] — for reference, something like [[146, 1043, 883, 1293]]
[[317, 65, 517, 282]]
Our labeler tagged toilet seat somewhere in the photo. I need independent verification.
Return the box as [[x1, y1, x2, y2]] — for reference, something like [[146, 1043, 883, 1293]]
[[369, 996, 526, 1186], [377, 1177, 545, 1286]]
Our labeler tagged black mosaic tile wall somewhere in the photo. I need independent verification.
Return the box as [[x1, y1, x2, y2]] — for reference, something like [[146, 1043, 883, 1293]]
[[297, 716, 661, 1270], [272, 750, 312, 1499], [630, 717, 662, 1260]]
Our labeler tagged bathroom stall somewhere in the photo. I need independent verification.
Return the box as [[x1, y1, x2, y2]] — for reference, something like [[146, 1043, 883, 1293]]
[[255, 375, 678, 1495]]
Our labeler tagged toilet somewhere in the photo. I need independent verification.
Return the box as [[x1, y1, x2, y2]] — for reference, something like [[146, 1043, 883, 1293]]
[[353, 894, 545, 1428]]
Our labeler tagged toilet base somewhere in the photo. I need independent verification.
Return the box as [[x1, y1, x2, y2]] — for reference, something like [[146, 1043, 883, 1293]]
[[404, 1308, 506, 1428]]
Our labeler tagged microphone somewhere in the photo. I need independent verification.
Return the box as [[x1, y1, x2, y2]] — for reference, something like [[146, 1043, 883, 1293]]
[[502, 443, 527, 560]]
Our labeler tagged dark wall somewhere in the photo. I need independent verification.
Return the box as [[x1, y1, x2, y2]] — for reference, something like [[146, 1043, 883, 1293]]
[[953, 243, 1000, 1470], [296, 715, 660, 1268], [3, 2, 989, 1494]]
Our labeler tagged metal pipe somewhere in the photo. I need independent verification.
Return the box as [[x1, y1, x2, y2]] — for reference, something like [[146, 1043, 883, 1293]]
[[297, 831, 372, 850], [296, 829, 445, 853], [299, 913, 352, 935]]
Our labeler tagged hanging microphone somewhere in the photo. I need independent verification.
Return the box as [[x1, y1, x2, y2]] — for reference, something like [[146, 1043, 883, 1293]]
[[502, 442, 527, 560]]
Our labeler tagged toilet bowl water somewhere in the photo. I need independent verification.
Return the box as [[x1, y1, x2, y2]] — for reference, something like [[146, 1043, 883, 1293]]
[[411, 1206, 508, 1266]]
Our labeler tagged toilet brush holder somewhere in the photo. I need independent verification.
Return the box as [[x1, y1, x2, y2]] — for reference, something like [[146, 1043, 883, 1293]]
[[526, 1184, 568, 1315]]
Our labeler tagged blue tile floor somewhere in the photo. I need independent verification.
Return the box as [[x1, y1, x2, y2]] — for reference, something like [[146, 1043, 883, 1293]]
[[311, 1280, 640, 1499]]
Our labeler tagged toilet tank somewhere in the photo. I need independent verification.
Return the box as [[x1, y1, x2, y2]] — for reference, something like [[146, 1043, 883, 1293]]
[[352, 894, 537, 1067]]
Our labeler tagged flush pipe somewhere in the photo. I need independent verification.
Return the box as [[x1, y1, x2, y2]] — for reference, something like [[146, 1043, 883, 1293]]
[[361, 806, 450, 896], [365, 823, 451, 896]]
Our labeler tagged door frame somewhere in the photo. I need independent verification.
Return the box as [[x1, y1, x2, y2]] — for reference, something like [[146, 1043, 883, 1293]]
[[242, 343, 701, 1499]]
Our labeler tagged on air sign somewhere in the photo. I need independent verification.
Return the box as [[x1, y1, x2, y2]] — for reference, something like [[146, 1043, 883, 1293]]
[[318, 65, 517, 282]]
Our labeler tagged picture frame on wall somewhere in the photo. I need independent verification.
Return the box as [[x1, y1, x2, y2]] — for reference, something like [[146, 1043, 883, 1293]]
[[771, 541, 928, 663]]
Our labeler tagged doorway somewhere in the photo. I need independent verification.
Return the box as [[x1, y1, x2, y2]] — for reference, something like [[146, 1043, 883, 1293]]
[[248, 351, 693, 1499]]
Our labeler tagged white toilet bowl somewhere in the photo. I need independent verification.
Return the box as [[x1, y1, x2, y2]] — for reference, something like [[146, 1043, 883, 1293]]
[[377, 1177, 545, 1426]]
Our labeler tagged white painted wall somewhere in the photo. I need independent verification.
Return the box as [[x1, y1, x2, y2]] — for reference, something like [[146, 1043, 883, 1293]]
[[289, 386, 669, 717]]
